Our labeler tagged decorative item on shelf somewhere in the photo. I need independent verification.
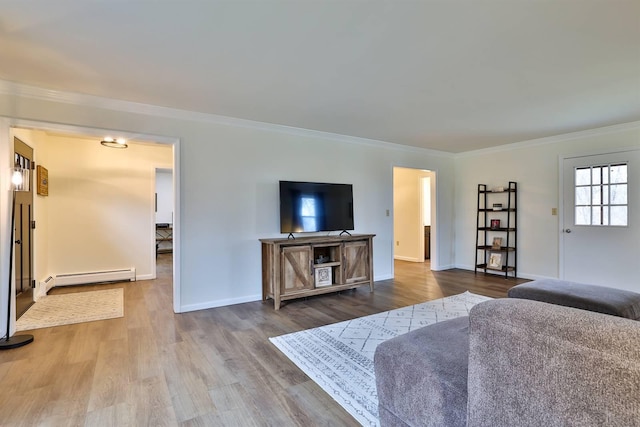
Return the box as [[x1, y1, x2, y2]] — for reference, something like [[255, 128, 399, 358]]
[[488, 252, 503, 270], [36, 165, 48, 196], [315, 266, 332, 287], [491, 186, 504, 192], [316, 255, 330, 264], [491, 237, 503, 249], [492, 203, 503, 211], [490, 219, 501, 230], [0, 167, 34, 350]]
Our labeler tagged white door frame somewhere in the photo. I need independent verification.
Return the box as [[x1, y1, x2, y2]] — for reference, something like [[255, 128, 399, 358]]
[[558, 146, 639, 281], [391, 166, 439, 275], [0, 118, 182, 335]]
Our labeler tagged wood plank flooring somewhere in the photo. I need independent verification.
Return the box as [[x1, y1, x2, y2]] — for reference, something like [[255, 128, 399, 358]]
[[0, 256, 527, 426]]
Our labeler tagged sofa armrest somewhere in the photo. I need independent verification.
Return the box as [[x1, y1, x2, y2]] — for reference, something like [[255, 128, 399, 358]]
[[467, 299, 640, 427]]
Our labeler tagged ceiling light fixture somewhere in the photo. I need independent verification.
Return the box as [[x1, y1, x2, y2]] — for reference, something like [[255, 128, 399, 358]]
[[100, 137, 128, 149]]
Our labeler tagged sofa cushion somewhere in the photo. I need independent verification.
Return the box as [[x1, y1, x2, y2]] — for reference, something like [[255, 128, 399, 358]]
[[374, 316, 469, 427], [507, 279, 640, 320], [468, 298, 640, 427]]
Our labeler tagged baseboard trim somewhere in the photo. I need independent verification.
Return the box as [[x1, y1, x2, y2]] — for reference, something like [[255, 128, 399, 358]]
[[180, 294, 262, 313], [454, 264, 556, 281], [394, 255, 423, 262], [428, 263, 453, 271]]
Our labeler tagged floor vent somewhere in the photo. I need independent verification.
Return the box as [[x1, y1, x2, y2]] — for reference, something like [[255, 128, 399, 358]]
[[55, 268, 136, 286]]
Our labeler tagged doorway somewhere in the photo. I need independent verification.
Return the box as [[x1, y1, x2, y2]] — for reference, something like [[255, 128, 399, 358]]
[[13, 137, 34, 318], [4, 120, 181, 317], [561, 148, 640, 291], [392, 167, 436, 267], [155, 168, 174, 262]]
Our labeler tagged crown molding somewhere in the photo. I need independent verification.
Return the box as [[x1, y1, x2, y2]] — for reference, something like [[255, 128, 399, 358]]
[[456, 120, 640, 158], [0, 79, 453, 158], [0, 79, 635, 159]]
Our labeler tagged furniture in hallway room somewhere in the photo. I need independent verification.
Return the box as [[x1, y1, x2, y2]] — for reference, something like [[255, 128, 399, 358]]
[[424, 225, 430, 259], [155, 223, 173, 257]]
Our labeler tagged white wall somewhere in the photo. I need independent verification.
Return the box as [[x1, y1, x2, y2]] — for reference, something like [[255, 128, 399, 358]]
[[454, 124, 640, 280], [0, 86, 456, 316], [423, 176, 431, 226]]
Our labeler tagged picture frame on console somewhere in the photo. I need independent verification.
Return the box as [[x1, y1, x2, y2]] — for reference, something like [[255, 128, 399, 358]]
[[315, 266, 332, 287]]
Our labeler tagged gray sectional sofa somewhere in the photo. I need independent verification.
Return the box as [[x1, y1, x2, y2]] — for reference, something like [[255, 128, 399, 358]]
[[374, 287, 640, 426]]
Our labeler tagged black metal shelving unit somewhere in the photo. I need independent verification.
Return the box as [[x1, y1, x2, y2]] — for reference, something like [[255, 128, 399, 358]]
[[475, 181, 517, 278]]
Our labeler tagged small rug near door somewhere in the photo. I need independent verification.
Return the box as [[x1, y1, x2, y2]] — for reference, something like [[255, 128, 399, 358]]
[[16, 288, 124, 331], [269, 291, 491, 426]]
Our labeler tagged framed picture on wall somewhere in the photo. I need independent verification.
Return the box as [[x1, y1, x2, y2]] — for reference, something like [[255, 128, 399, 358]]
[[36, 165, 48, 196]]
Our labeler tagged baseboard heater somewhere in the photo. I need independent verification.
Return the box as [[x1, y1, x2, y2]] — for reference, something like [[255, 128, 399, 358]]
[[55, 268, 136, 286], [38, 276, 55, 297]]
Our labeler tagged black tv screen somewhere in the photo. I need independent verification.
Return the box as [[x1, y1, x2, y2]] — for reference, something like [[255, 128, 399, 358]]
[[280, 181, 354, 233]]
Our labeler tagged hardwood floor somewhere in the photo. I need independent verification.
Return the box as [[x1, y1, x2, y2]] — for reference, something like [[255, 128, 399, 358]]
[[0, 257, 527, 426]]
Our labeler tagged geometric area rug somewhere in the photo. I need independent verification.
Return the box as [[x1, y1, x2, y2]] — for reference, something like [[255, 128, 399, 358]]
[[16, 288, 124, 331], [269, 291, 492, 426]]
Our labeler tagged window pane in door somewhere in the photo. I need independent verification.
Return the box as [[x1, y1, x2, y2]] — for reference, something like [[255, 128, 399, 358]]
[[610, 184, 628, 204], [592, 186, 602, 204], [576, 206, 590, 225], [576, 187, 591, 205], [610, 164, 627, 183], [591, 206, 604, 225], [576, 168, 591, 185], [610, 206, 628, 226], [592, 166, 602, 185]]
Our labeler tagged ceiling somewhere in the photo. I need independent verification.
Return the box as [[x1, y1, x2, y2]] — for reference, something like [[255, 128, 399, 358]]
[[1, 1, 639, 153]]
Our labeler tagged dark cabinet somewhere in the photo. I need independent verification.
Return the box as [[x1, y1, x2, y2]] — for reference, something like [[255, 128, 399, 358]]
[[424, 226, 430, 259]]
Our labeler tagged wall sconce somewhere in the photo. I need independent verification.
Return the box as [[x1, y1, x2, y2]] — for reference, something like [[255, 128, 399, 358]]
[[11, 167, 29, 192], [0, 167, 34, 349], [100, 137, 128, 149]]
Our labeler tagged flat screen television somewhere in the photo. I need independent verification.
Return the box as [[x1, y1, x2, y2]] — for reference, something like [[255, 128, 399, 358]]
[[280, 181, 354, 234]]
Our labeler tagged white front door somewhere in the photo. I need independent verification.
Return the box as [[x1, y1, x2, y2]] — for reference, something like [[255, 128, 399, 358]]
[[561, 149, 640, 292]]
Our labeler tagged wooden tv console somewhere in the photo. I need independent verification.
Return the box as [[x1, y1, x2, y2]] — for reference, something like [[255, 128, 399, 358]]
[[260, 234, 375, 310]]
